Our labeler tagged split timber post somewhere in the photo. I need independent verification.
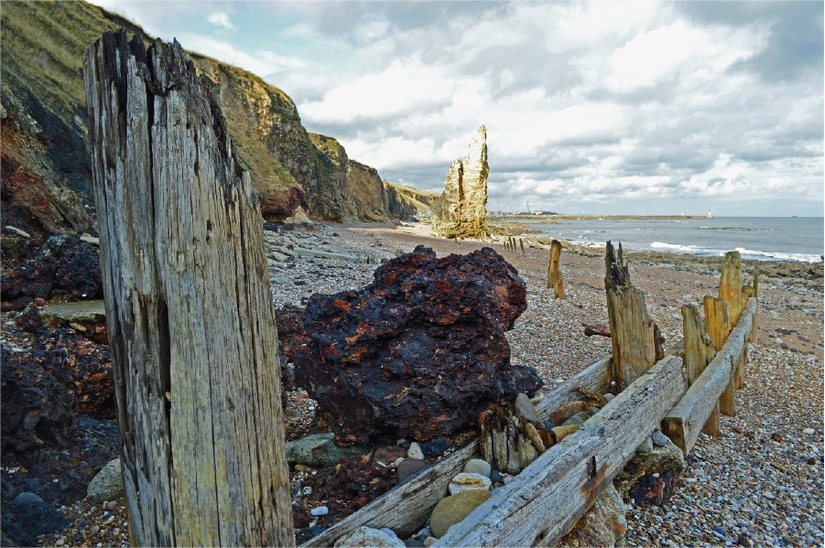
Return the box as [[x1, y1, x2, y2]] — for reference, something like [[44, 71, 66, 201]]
[[719, 251, 746, 388], [681, 305, 720, 436], [604, 241, 657, 392], [546, 239, 564, 299], [704, 296, 735, 416], [84, 32, 295, 546]]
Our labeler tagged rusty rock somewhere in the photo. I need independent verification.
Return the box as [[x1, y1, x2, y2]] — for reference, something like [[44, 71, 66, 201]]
[[291, 245, 541, 444]]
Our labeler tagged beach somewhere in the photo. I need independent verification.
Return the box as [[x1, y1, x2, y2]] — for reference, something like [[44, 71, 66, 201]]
[[15, 220, 824, 547]]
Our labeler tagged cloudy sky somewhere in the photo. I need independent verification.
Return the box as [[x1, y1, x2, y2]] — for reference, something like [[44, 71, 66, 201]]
[[90, 0, 823, 216]]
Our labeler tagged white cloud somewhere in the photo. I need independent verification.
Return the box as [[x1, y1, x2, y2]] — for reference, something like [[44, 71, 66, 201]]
[[176, 33, 307, 77], [208, 11, 235, 31]]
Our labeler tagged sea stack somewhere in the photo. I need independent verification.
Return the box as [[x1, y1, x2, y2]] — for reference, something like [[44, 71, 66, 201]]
[[432, 125, 489, 239]]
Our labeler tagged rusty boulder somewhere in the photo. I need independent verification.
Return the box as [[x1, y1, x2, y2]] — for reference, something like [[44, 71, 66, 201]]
[[290, 245, 542, 444]]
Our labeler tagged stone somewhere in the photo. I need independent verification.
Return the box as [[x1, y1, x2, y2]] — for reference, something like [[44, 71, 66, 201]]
[[431, 126, 489, 239], [407, 442, 425, 460], [636, 436, 654, 454], [289, 246, 541, 443], [285, 433, 365, 467], [404, 540, 425, 547], [560, 483, 627, 547], [803, 428, 815, 435], [562, 412, 589, 427], [463, 458, 492, 478], [614, 434, 685, 503], [551, 424, 580, 443], [87, 458, 125, 503], [489, 469, 503, 484], [550, 401, 593, 425], [429, 490, 492, 538], [334, 526, 405, 548], [373, 445, 407, 466], [651, 430, 669, 447], [310, 506, 329, 517], [514, 393, 542, 423], [516, 434, 539, 469], [423, 537, 437, 547], [448, 472, 492, 495], [11, 492, 44, 507], [39, 300, 106, 325], [396, 458, 428, 484]]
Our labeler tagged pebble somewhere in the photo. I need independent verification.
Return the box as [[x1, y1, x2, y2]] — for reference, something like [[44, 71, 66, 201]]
[[407, 442, 425, 460], [310, 506, 329, 517], [462, 458, 492, 478], [803, 428, 815, 435]]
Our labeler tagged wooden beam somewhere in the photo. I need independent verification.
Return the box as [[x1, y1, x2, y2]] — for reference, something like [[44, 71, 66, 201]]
[[662, 298, 755, 455], [604, 241, 656, 392], [681, 304, 720, 436], [435, 355, 687, 547], [704, 295, 735, 416], [719, 251, 743, 326]]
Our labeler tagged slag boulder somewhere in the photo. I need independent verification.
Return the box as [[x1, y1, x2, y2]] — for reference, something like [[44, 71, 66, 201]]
[[291, 245, 542, 443]]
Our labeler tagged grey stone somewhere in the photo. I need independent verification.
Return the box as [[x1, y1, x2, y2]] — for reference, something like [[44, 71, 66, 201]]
[[87, 458, 125, 503], [285, 433, 365, 467], [562, 412, 589, 427], [635, 436, 654, 454], [489, 469, 503, 484], [334, 526, 405, 547], [462, 458, 492, 478], [429, 490, 492, 538], [11, 492, 44, 507], [651, 431, 669, 447], [396, 458, 428, 484], [310, 506, 329, 516], [514, 393, 542, 423], [407, 442, 425, 460]]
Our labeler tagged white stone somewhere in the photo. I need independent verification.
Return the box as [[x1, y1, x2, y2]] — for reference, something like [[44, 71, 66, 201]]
[[803, 428, 815, 435], [462, 458, 492, 478], [334, 526, 405, 548], [448, 472, 492, 495], [407, 442, 425, 460], [310, 506, 329, 516]]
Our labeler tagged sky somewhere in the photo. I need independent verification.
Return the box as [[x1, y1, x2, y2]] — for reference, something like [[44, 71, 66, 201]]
[[89, 0, 824, 217]]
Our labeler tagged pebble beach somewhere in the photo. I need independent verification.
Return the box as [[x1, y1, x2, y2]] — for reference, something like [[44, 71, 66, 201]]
[[29, 219, 824, 547]]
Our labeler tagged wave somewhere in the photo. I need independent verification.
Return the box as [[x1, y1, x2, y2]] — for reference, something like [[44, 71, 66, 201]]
[[650, 242, 700, 252], [650, 241, 821, 263]]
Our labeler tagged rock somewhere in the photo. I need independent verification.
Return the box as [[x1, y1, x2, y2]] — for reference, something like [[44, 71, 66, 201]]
[[4, 225, 31, 238], [551, 424, 580, 443], [407, 442, 425, 460], [562, 412, 589, 427], [431, 125, 488, 239], [39, 300, 106, 326], [614, 434, 685, 504], [463, 458, 492, 478], [79, 235, 100, 247], [560, 483, 627, 547], [87, 458, 124, 503], [516, 434, 539, 469], [803, 428, 815, 435], [404, 539, 425, 547], [2, 488, 70, 547], [514, 393, 542, 423], [373, 445, 407, 466], [489, 469, 503, 484], [448, 472, 492, 495], [421, 437, 450, 459], [310, 506, 329, 517], [285, 433, 365, 467], [636, 436, 654, 454], [290, 246, 541, 443], [550, 401, 593, 425], [429, 489, 492, 538], [334, 526, 405, 548], [651, 430, 669, 447], [423, 537, 437, 547], [11, 492, 44, 507], [396, 458, 428, 484]]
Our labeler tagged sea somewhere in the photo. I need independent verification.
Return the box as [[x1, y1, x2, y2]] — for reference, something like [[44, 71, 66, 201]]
[[521, 217, 824, 263]]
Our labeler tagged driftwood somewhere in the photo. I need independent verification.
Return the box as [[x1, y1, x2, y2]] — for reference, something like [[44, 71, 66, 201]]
[[583, 325, 611, 338], [84, 32, 293, 546], [604, 241, 657, 392], [434, 355, 687, 547], [546, 239, 564, 299], [681, 304, 720, 436], [663, 298, 756, 455]]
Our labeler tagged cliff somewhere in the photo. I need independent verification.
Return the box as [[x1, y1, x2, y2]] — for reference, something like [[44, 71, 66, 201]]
[[1, 0, 414, 237]]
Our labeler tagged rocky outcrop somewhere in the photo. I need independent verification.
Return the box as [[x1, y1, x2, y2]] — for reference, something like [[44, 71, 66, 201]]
[[348, 160, 390, 222], [385, 181, 439, 221], [1, 0, 419, 231], [288, 245, 542, 444], [432, 126, 489, 239]]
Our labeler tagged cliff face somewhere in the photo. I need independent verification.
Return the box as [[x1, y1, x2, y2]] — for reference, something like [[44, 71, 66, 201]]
[[1, 0, 411, 236]]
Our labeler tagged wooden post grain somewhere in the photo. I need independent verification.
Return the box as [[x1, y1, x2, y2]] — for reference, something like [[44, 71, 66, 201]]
[[681, 304, 719, 436], [546, 239, 564, 299], [604, 241, 656, 392], [84, 32, 294, 546], [704, 295, 735, 417], [720, 251, 744, 326]]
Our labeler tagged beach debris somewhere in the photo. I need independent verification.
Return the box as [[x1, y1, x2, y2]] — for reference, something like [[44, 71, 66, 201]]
[[289, 245, 542, 444], [583, 324, 611, 337], [431, 126, 488, 239], [546, 239, 564, 298]]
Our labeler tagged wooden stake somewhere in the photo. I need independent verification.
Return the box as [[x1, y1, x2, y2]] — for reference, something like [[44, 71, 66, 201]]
[[720, 251, 743, 326], [682, 304, 720, 436], [546, 239, 564, 299], [84, 32, 294, 546], [704, 295, 735, 417], [604, 241, 656, 392], [519, 238, 525, 255]]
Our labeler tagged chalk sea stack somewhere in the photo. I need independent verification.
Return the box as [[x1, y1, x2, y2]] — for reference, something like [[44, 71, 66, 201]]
[[289, 245, 542, 444], [432, 125, 489, 239]]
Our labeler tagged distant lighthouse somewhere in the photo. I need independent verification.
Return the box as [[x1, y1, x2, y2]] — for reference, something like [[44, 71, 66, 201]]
[[707, 209, 713, 219]]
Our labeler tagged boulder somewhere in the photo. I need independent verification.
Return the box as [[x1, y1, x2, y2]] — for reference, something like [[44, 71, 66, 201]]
[[290, 246, 541, 443], [429, 489, 492, 538], [396, 458, 428, 484], [560, 483, 627, 547], [86, 457, 124, 503], [432, 126, 489, 239], [334, 526, 405, 548], [614, 433, 685, 505]]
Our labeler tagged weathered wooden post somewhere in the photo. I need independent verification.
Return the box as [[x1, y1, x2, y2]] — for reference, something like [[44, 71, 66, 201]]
[[84, 32, 294, 546], [704, 295, 735, 417], [604, 241, 657, 392], [682, 304, 720, 436], [720, 251, 744, 325], [519, 238, 525, 255], [546, 239, 564, 299]]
